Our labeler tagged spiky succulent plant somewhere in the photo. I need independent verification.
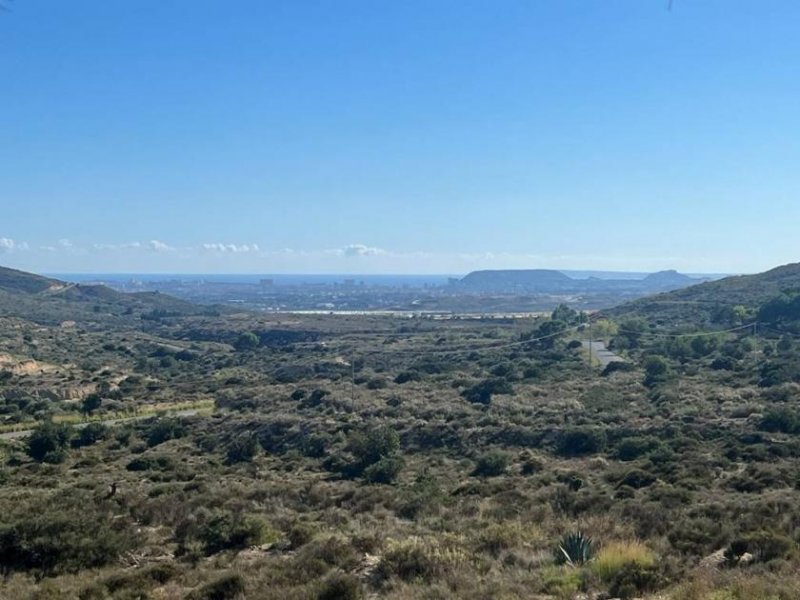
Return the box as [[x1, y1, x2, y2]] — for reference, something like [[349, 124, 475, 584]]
[[555, 531, 595, 566]]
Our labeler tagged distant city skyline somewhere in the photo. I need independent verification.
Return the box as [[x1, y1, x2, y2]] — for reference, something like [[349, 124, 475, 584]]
[[3, 2, 800, 275]]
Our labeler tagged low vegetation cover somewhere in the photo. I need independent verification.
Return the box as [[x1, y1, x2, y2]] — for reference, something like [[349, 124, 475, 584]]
[[3, 265, 800, 598]]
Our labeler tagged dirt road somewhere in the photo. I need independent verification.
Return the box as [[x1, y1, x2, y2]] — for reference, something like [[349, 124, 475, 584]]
[[581, 340, 625, 368], [0, 409, 200, 441]]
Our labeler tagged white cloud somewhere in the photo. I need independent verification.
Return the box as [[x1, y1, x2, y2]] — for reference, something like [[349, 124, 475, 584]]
[[0, 238, 26, 253], [57, 238, 73, 249], [90, 240, 173, 252], [341, 244, 386, 257], [202, 243, 260, 253], [147, 240, 173, 252]]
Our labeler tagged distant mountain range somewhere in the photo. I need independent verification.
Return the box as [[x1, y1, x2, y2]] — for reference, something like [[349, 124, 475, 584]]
[[455, 268, 706, 294]]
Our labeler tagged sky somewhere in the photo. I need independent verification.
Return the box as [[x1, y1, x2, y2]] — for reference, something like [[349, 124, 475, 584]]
[[2, 1, 800, 275]]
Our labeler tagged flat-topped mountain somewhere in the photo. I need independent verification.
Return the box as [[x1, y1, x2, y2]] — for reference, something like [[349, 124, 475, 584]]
[[459, 269, 573, 291], [642, 270, 696, 285]]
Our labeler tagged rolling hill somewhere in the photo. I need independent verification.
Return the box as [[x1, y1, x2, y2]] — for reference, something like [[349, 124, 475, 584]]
[[0, 265, 209, 325], [0, 265, 65, 294], [607, 261, 800, 325]]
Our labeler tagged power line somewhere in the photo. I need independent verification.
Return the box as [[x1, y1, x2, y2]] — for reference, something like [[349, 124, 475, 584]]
[[615, 323, 755, 339]]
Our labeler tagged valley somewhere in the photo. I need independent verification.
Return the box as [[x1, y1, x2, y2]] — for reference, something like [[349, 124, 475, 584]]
[[1, 264, 800, 599]]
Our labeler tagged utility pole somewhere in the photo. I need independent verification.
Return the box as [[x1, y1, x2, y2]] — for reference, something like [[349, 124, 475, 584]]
[[588, 321, 593, 373]]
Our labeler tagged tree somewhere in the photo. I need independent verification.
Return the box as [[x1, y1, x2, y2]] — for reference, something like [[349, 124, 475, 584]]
[[643, 355, 670, 388], [529, 319, 568, 348], [234, 332, 260, 351], [27, 421, 73, 463], [612, 318, 648, 350], [81, 393, 102, 415], [551, 304, 579, 325], [759, 293, 800, 324], [337, 425, 404, 483]]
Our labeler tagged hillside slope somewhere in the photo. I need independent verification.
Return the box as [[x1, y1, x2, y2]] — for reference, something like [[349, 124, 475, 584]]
[[0, 265, 64, 294], [0, 265, 208, 325], [608, 262, 800, 324]]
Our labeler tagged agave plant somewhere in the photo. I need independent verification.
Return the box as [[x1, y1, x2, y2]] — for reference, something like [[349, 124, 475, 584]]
[[554, 531, 595, 566]]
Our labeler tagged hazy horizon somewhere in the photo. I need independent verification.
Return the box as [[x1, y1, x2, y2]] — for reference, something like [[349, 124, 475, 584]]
[[45, 268, 729, 282]]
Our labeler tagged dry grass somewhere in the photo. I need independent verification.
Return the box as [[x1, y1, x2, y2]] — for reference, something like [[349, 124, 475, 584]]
[[590, 539, 655, 581]]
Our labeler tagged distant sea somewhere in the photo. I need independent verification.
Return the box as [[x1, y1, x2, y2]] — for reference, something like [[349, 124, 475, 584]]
[[51, 273, 457, 287]]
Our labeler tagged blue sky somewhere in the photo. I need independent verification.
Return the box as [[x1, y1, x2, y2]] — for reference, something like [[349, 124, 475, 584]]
[[2, 1, 799, 274]]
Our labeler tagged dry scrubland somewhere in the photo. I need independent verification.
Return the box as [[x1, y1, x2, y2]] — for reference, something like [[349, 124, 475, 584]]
[[2, 299, 800, 599]]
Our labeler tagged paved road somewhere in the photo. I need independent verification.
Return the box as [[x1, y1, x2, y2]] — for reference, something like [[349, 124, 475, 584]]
[[581, 340, 625, 368], [0, 409, 200, 441]]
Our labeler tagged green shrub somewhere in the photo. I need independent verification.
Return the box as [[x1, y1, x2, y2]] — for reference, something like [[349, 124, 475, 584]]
[[643, 356, 670, 388], [617, 469, 657, 489], [615, 436, 661, 461], [292, 536, 361, 580], [556, 427, 606, 457], [126, 454, 175, 471], [199, 512, 277, 554], [366, 377, 388, 390], [608, 563, 663, 599], [363, 455, 405, 484], [73, 422, 109, 448], [376, 537, 466, 583], [462, 378, 514, 405], [0, 494, 140, 576], [394, 370, 421, 384], [317, 572, 362, 600], [729, 531, 794, 564], [187, 573, 246, 600], [602, 361, 635, 377], [338, 425, 402, 479], [476, 522, 523, 557], [539, 565, 583, 597], [398, 469, 444, 519], [145, 417, 186, 447], [103, 563, 180, 594], [287, 521, 316, 549], [472, 450, 510, 477], [760, 407, 800, 434], [226, 434, 259, 464]]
